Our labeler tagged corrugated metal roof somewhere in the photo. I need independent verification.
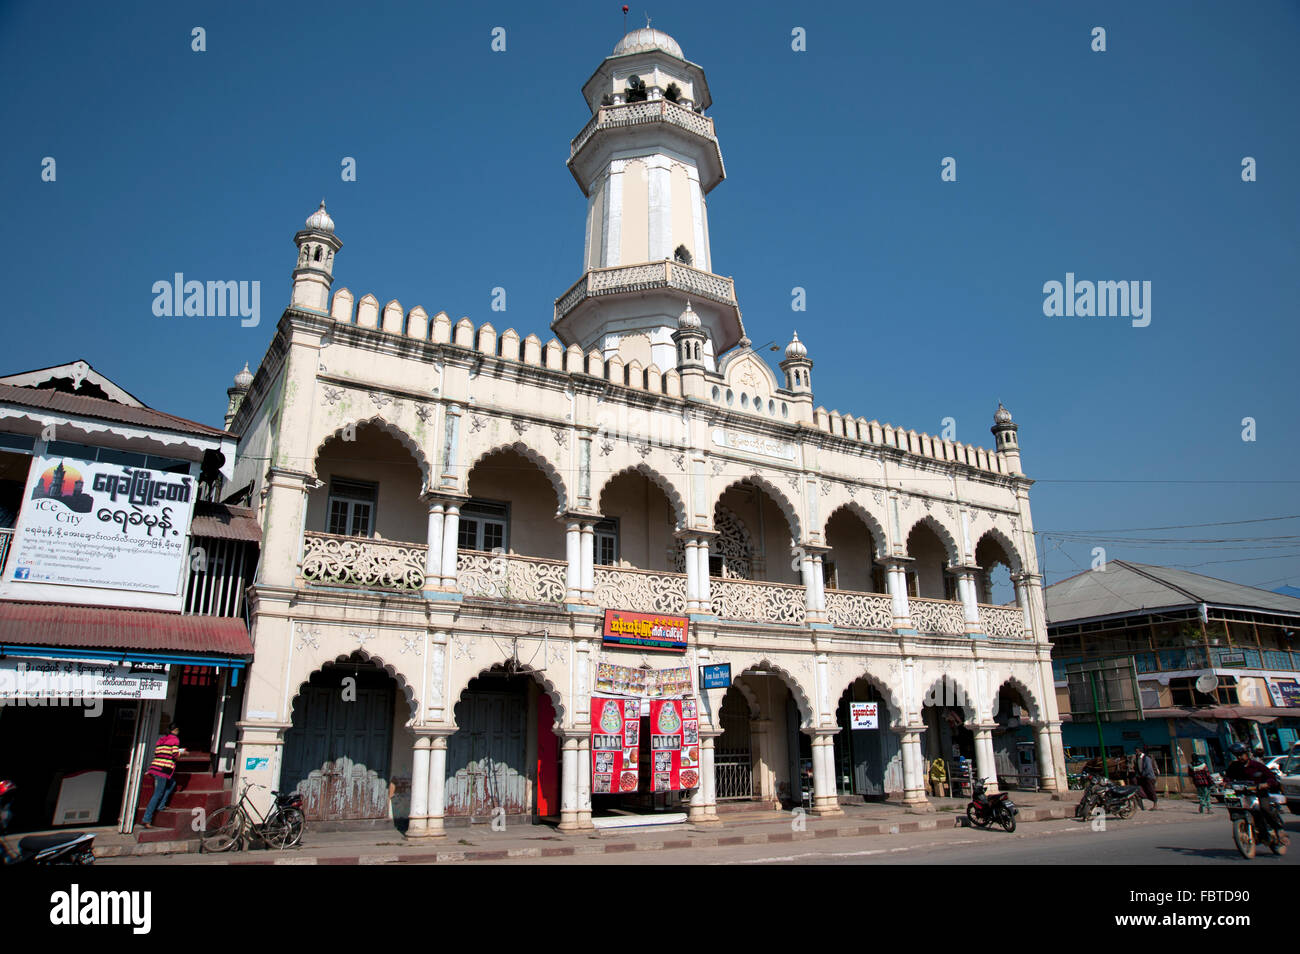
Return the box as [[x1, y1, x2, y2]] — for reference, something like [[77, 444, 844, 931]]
[[0, 601, 253, 656], [190, 502, 261, 542], [0, 383, 229, 439], [1046, 560, 1300, 626]]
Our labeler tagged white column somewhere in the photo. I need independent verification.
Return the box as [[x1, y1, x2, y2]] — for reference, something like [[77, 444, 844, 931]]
[[811, 553, 827, 617], [559, 735, 580, 831], [565, 520, 582, 603], [885, 561, 911, 630], [956, 568, 980, 631], [809, 731, 843, 816], [424, 502, 444, 589], [1013, 574, 1033, 636], [800, 553, 816, 616], [973, 725, 998, 794], [407, 735, 431, 836], [440, 503, 460, 588], [579, 521, 595, 601], [898, 727, 930, 806], [695, 538, 711, 610], [577, 735, 593, 828], [700, 730, 720, 822], [684, 538, 700, 611], [427, 736, 448, 837]]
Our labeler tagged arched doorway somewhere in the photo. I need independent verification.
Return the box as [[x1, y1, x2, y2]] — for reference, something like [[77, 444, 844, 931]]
[[445, 666, 560, 821], [992, 682, 1038, 790], [281, 654, 402, 823], [833, 679, 900, 800], [922, 676, 975, 795], [715, 686, 754, 800]]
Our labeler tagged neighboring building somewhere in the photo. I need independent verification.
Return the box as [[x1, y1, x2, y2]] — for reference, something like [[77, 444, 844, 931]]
[[0, 360, 257, 835], [1046, 560, 1300, 782], [227, 27, 1065, 835]]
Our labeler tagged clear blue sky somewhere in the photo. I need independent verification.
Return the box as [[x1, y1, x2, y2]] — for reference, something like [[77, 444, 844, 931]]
[[2, 1, 1297, 595]]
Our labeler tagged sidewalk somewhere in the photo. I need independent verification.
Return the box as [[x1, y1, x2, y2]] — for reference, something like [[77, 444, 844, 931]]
[[94, 790, 1204, 865]]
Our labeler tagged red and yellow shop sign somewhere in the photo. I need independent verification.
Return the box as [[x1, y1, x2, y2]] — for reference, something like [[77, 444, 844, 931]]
[[602, 609, 688, 653]]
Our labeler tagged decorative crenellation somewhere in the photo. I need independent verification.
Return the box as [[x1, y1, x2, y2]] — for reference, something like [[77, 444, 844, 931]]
[[319, 282, 1009, 476]]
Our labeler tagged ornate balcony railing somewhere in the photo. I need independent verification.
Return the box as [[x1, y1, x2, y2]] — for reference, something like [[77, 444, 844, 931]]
[[594, 565, 688, 615], [456, 550, 567, 604], [979, 604, 1029, 639], [301, 531, 426, 592], [555, 260, 736, 324], [709, 577, 806, 625], [571, 99, 717, 159], [909, 597, 967, 637], [825, 589, 894, 631]]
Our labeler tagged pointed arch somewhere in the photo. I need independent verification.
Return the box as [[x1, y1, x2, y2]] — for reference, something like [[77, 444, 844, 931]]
[[714, 473, 802, 541], [920, 672, 978, 722], [449, 662, 567, 730], [312, 417, 431, 487], [289, 649, 419, 722], [596, 462, 688, 530], [903, 513, 961, 565], [466, 440, 567, 514], [823, 501, 889, 560], [724, 656, 815, 728], [828, 664, 904, 727], [974, 526, 1024, 575], [991, 674, 1043, 724]]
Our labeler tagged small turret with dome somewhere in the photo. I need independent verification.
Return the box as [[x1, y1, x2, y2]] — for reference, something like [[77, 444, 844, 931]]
[[291, 200, 343, 314], [991, 402, 1022, 473], [225, 362, 254, 431], [779, 331, 813, 396]]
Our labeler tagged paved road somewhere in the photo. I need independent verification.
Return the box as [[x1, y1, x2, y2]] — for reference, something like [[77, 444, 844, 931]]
[[465, 808, 1298, 865]]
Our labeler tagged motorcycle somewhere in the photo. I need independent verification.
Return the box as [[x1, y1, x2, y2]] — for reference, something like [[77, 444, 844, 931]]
[[1225, 782, 1288, 859], [1073, 773, 1141, 821], [0, 780, 96, 865], [966, 777, 1018, 832]]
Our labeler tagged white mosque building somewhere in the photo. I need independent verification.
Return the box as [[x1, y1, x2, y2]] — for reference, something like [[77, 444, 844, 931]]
[[222, 26, 1065, 833]]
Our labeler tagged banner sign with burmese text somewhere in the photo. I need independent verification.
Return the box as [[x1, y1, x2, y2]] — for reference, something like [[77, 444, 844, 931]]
[[602, 609, 688, 653], [7, 455, 196, 594]]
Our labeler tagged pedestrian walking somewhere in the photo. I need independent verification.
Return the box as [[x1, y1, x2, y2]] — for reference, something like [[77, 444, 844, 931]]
[[1134, 746, 1159, 810], [1188, 757, 1213, 813], [140, 720, 182, 828]]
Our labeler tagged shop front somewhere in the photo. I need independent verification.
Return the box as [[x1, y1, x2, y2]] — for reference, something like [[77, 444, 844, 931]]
[[832, 680, 902, 801], [0, 604, 251, 833], [590, 609, 700, 823]]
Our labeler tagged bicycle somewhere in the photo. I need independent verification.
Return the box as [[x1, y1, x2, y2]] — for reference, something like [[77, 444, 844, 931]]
[[200, 782, 305, 853]]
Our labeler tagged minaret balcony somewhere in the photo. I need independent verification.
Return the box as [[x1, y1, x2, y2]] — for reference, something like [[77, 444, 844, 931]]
[[553, 260, 745, 353], [569, 99, 725, 193]]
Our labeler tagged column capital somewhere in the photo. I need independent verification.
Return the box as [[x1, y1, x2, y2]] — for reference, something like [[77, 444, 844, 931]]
[[421, 490, 465, 506], [675, 527, 718, 541], [802, 726, 840, 740], [876, 554, 915, 569], [948, 563, 981, 575], [561, 509, 602, 524], [797, 543, 832, 556]]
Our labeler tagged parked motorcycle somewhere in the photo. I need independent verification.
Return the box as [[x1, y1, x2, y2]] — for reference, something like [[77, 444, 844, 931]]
[[1225, 782, 1288, 859], [0, 780, 96, 865], [1073, 773, 1141, 821], [966, 777, 1018, 832]]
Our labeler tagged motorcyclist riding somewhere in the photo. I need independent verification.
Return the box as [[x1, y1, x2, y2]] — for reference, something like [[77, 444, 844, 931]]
[[1224, 742, 1290, 846]]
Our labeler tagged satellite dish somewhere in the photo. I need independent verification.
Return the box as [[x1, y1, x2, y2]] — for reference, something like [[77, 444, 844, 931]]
[[1195, 674, 1219, 695]]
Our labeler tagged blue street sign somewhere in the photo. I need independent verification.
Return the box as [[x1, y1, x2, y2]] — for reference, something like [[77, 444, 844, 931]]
[[699, 663, 731, 690]]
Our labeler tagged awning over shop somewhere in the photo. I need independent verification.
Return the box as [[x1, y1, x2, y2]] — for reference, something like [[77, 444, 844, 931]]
[[190, 502, 261, 542], [0, 600, 253, 659], [1143, 705, 1299, 721]]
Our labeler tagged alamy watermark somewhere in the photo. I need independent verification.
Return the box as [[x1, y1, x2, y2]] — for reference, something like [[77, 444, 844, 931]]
[[152, 273, 260, 327], [1042, 273, 1150, 327]]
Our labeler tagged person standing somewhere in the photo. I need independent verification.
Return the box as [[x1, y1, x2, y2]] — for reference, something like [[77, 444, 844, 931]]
[[1189, 757, 1214, 813], [140, 720, 182, 828], [1134, 746, 1159, 810]]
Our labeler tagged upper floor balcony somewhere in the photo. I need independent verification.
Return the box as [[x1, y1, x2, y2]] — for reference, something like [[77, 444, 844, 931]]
[[569, 99, 724, 191], [293, 422, 1033, 640]]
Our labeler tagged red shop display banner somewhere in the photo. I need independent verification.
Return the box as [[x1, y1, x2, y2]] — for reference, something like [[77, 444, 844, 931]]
[[590, 697, 640, 795], [649, 698, 701, 792]]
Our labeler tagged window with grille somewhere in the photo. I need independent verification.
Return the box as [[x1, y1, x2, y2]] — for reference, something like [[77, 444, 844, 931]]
[[459, 500, 508, 552], [327, 479, 376, 536], [594, 518, 618, 566]]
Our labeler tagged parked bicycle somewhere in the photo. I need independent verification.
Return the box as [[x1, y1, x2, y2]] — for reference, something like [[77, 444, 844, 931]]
[[200, 782, 304, 853]]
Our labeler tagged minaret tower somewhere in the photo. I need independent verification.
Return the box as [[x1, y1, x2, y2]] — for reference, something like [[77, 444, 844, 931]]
[[291, 201, 342, 314], [553, 27, 745, 372]]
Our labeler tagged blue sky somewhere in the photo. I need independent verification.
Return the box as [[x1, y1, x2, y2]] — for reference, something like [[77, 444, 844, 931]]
[[2, 1, 1297, 595]]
